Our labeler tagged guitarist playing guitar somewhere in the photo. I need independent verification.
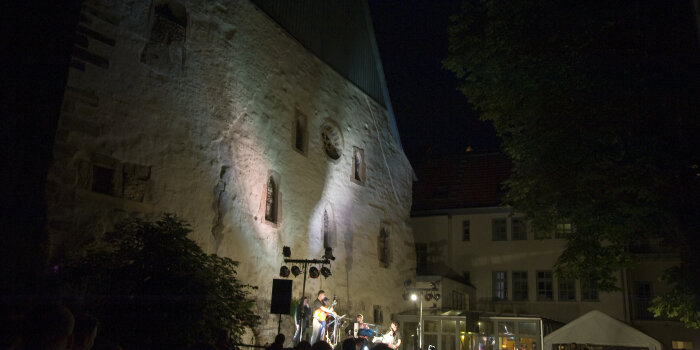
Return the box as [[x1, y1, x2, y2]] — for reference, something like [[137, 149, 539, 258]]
[[311, 290, 337, 345]]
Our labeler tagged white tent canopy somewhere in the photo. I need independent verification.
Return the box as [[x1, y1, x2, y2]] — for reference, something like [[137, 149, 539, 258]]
[[544, 310, 662, 350]]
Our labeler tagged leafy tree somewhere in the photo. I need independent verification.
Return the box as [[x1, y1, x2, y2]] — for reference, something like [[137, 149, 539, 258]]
[[444, 0, 700, 328], [57, 214, 260, 349]]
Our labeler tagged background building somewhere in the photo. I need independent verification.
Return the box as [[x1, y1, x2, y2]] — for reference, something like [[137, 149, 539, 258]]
[[409, 152, 699, 350], [41, 0, 415, 342]]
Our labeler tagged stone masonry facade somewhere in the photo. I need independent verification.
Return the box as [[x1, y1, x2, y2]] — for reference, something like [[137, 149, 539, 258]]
[[45, 0, 416, 343]]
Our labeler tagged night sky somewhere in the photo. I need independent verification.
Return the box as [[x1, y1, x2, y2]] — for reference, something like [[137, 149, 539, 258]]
[[368, 0, 501, 162]]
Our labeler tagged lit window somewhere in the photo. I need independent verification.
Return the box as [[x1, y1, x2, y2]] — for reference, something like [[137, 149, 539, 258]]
[[493, 271, 507, 300], [555, 223, 573, 238], [672, 341, 693, 350]]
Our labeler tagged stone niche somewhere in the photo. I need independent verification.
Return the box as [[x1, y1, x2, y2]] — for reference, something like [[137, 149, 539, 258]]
[[76, 154, 151, 202]]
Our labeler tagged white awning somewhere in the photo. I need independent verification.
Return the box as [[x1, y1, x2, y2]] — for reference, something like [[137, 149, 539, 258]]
[[543, 310, 662, 350]]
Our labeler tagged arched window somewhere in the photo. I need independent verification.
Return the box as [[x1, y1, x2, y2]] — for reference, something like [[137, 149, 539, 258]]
[[323, 210, 330, 248], [265, 177, 277, 223], [322, 205, 336, 248]]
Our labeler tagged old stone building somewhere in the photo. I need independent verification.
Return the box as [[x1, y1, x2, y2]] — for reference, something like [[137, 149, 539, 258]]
[[43, 0, 415, 342]]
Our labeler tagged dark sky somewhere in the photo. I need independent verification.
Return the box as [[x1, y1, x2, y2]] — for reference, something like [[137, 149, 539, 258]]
[[368, 0, 500, 161]]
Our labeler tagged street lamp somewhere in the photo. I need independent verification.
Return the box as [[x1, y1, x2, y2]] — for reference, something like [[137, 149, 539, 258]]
[[413, 292, 424, 350], [405, 284, 439, 350]]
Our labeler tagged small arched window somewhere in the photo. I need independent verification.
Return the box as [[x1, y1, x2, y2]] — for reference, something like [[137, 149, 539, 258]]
[[322, 205, 336, 248], [323, 210, 330, 248], [265, 176, 277, 223]]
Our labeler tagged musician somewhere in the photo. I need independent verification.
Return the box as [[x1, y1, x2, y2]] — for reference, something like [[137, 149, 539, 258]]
[[345, 314, 368, 337], [311, 290, 336, 344], [388, 321, 401, 349], [294, 296, 311, 346]]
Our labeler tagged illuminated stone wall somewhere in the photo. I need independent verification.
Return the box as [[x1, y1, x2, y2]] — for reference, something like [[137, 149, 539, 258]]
[[45, 0, 415, 342]]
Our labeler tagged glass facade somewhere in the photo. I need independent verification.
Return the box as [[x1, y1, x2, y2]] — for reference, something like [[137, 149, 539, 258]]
[[396, 313, 542, 350]]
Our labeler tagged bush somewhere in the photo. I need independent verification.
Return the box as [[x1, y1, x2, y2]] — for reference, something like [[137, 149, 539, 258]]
[[58, 214, 259, 349]]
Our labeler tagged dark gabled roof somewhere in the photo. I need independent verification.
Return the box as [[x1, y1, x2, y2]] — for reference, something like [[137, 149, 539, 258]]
[[411, 153, 512, 213], [249, 0, 405, 150]]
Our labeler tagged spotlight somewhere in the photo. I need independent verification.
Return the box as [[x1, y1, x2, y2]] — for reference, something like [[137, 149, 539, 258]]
[[283, 246, 291, 258], [309, 266, 320, 278], [279, 266, 290, 278], [291, 265, 301, 277], [323, 247, 335, 260], [410, 293, 418, 301], [434, 293, 441, 301], [320, 266, 331, 278], [425, 293, 433, 301]]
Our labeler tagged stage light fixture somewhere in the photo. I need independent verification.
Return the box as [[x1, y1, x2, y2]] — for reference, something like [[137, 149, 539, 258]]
[[309, 266, 320, 278], [425, 293, 433, 301], [279, 266, 290, 278], [410, 293, 418, 301], [283, 246, 291, 258], [323, 247, 335, 260], [320, 266, 331, 278], [291, 265, 301, 277], [402, 292, 409, 301], [434, 293, 441, 301]]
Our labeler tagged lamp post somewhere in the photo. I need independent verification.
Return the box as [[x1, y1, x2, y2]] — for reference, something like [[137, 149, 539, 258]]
[[406, 286, 440, 350], [410, 292, 424, 350]]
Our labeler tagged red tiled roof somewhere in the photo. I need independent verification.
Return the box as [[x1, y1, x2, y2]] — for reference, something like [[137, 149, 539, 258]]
[[411, 153, 512, 212]]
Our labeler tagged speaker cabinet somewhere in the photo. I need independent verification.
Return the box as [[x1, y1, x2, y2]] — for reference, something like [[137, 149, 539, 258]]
[[270, 279, 293, 314]]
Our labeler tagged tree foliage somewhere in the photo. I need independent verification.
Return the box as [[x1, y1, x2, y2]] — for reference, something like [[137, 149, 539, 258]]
[[57, 214, 260, 349], [445, 0, 700, 327]]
